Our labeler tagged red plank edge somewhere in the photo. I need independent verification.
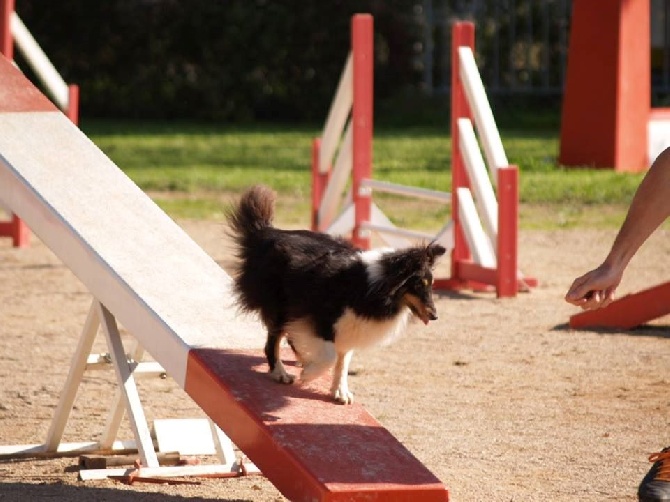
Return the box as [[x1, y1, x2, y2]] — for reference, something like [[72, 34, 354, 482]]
[[185, 348, 449, 502], [570, 281, 670, 330], [0, 54, 57, 113]]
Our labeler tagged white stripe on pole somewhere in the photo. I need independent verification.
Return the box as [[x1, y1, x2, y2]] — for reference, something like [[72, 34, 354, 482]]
[[318, 122, 353, 229], [10, 13, 69, 110], [458, 47, 508, 179], [361, 178, 451, 204], [457, 187, 496, 268], [458, 118, 498, 248], [319, 54, 353, 173]]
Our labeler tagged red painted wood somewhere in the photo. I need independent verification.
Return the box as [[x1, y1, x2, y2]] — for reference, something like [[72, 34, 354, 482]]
[[450, 22, 474, 283], [0, 54, 57, 113], [559, 0, 649, 172], [351, 14, 373, 250], [570, 281, 670, 330], [67, 84, 79, 125], [0, 0, 13, 59], [185, 348, 448, 502], [311, 138, 331, 232], [496, 167, 518, 298], [0, 214, 29, 247]]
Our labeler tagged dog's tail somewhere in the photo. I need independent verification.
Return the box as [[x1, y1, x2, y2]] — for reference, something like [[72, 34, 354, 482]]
[[227, 185, 275, 238]]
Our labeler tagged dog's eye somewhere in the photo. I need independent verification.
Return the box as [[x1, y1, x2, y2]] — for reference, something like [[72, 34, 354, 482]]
[[422, 278, 430, 287]]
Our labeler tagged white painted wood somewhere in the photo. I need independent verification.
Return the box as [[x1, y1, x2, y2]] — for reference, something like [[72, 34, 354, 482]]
[[154, 418, 218, 456], [44, 300, 100, 452], [458, 118, 498, 248], [361, 178, 451, 204], [86, 353, 165, 377], [648, 116, 670, 165], [10, 13, 69, 110], [433, 220, 454, 249], [457, 188, 496, 268], [317, 122, 353, 229], [99, 341, 146, 450], [0, 112, 265, 389], [458, 47, 508, 179], [209, 419, 237, 465], [97, 302, 159, 468], [360, 222, 436, 244], [324, 201, 354, 237], [325, 202, 414, 249], [0, 439, 140, 459], [319, 54, 353, 173]]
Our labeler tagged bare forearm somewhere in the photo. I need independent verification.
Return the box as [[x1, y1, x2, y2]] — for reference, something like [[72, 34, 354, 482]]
[[604, 147, 670, 272]]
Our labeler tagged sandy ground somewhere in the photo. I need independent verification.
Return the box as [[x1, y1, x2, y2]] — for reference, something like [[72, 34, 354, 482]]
[[0, 218, 669, 501]]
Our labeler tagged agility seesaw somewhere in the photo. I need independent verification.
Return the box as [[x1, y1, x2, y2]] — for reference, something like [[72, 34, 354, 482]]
[[0, 55, 448, 500]]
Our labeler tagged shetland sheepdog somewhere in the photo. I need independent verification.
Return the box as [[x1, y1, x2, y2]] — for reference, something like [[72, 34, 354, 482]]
[[227, 185, 445, 404]]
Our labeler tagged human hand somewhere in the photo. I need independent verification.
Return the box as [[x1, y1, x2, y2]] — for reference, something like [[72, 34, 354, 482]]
[[564, 263, 622, 310]]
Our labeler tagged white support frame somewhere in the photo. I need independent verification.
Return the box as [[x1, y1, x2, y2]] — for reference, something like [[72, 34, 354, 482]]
[[319, 54, 353, 173], [458, 117, 498, 250], [318, 122, 353, 230], [457, 187, 496, 268], [0, 297, 260, 482]]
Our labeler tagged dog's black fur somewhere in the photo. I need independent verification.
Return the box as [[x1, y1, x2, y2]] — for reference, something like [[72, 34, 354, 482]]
[[227, 185, 445, 403]]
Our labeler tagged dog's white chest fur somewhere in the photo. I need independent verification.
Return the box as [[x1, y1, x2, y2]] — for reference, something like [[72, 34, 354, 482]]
[[332, 307, 411, 352]]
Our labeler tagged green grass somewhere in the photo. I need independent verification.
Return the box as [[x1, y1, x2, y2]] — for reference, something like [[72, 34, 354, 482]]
[[82, 119, 645, 229]]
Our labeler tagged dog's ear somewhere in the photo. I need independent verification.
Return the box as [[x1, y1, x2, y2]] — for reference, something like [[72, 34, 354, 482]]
[[425, 243, 446, 267]]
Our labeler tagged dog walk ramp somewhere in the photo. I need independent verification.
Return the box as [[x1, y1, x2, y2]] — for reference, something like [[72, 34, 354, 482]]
[[0, 55, 448, 501]]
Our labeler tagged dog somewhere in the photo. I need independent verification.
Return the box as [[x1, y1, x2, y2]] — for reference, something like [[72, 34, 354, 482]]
[[227, 185, 445, 404]]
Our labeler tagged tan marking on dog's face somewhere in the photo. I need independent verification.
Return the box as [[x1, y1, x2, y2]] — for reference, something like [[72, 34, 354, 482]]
[[402, 292, 437, 325]]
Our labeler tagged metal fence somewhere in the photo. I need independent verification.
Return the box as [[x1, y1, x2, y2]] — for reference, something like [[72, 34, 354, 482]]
[[415, 0, 670, 102]]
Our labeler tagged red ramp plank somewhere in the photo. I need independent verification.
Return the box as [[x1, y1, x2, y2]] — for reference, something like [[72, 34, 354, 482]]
[[570, 281, 670, 330], [186, 349, 449, 502]]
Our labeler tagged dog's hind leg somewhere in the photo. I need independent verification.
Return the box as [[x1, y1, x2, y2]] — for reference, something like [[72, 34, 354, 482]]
[[265, 329, 295, 384], [331, 350, 355, 404]]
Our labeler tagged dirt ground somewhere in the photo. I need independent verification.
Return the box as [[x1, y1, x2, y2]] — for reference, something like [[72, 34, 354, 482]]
[[0, 217, 668, 501]]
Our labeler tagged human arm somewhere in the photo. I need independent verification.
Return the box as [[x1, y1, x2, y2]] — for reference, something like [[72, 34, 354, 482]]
[[565, 146, 670, 309]]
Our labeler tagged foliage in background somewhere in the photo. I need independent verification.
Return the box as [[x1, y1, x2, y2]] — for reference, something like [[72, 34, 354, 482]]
[[16, 0, 420, 122]]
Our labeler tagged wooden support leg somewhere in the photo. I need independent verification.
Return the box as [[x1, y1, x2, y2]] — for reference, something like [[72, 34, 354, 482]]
[[44, 299, 100, 451], [99, 342, 146, 449], [96, 301, 159, 468]]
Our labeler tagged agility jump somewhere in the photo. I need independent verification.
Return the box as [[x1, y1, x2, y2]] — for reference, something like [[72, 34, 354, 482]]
[[311, 16, 535, 298], [0, 54, 448, 500]]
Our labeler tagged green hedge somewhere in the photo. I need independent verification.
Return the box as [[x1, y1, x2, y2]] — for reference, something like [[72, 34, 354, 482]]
[[15, 0, 419, 121]]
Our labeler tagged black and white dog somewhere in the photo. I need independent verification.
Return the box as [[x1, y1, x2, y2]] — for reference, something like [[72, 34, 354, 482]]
[[227, 185, 445, 404]]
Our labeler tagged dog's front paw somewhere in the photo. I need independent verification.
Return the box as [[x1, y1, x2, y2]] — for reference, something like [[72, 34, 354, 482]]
[[269, 367, 295, 384], [333, 387, 354, 405]]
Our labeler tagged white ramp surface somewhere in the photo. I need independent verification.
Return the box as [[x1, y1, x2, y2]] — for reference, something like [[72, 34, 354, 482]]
[[0, 106, 263, 390]]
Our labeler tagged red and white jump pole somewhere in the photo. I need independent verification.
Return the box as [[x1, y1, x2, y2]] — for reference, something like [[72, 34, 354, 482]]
[[441, 21, 531, 296], [312, 14, 374, 249], [312, 17, 534, 298], [0, 0, 79, 247]]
